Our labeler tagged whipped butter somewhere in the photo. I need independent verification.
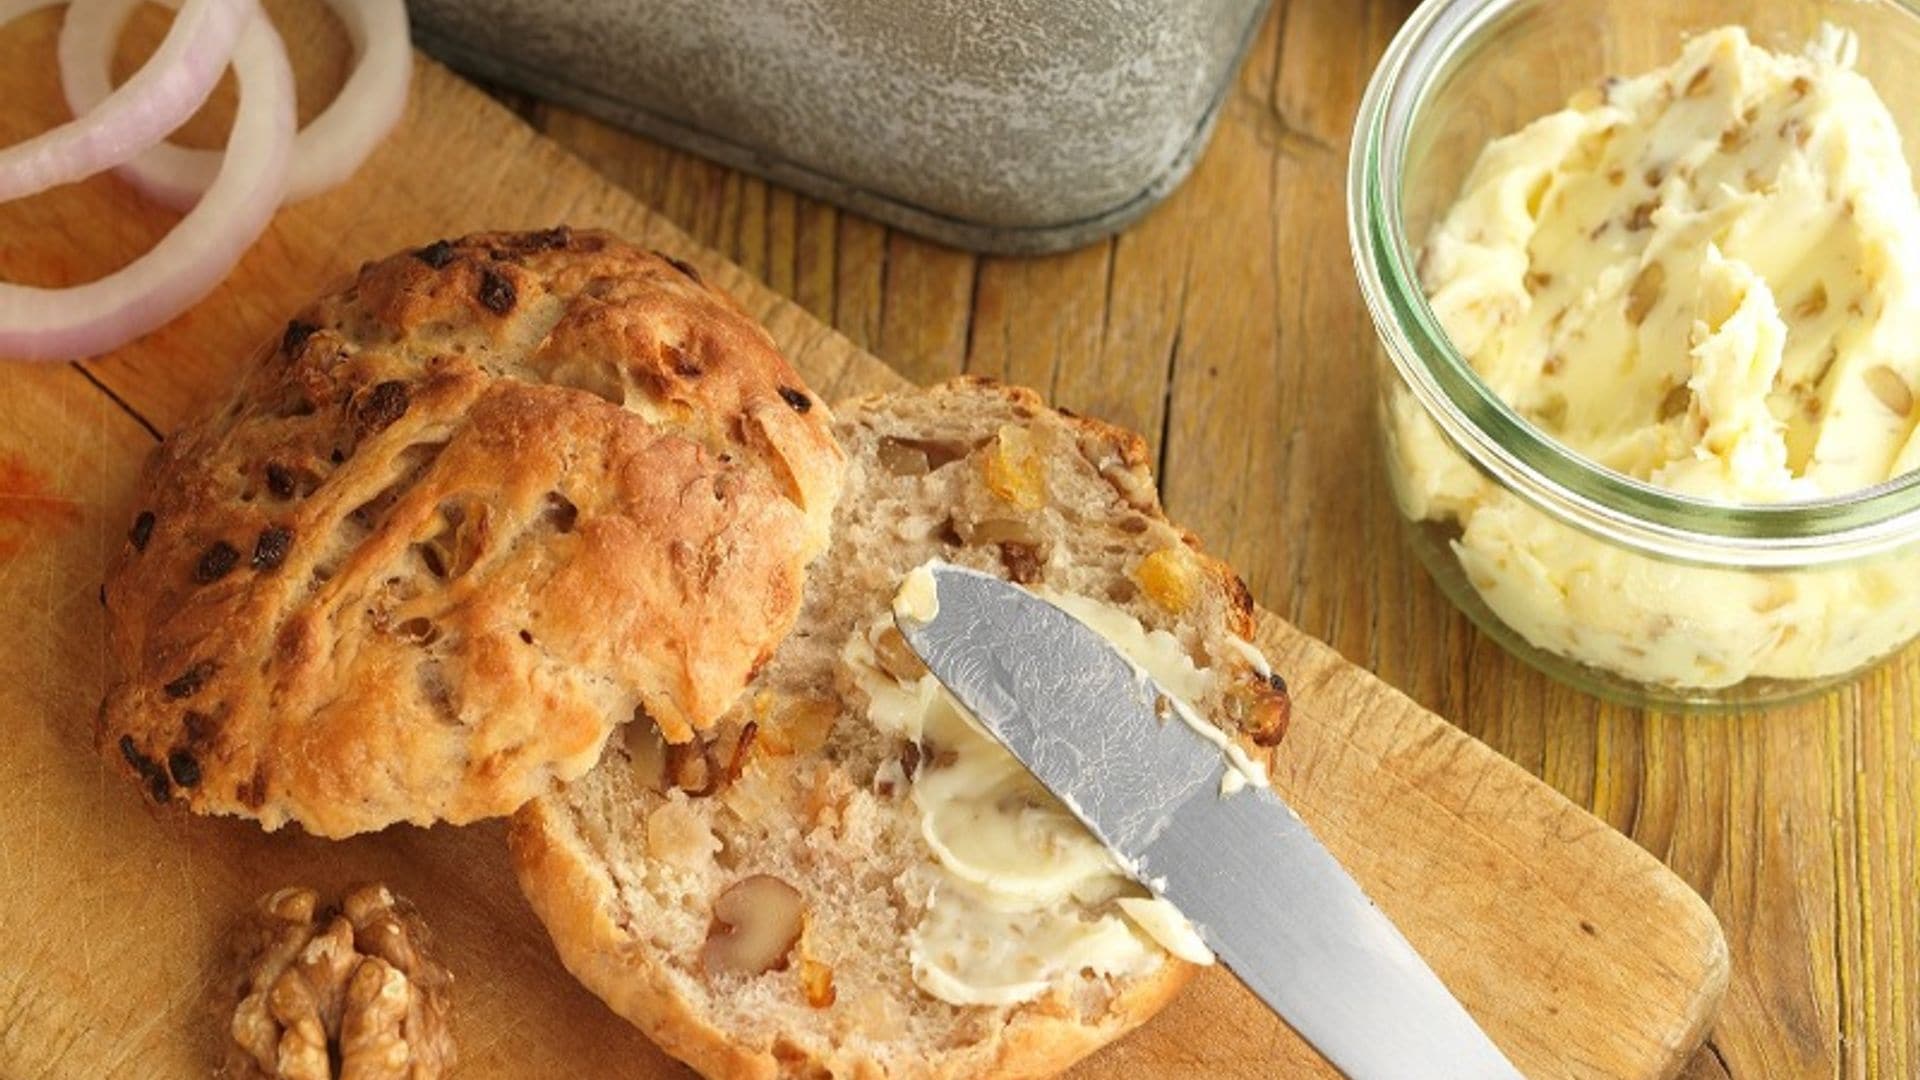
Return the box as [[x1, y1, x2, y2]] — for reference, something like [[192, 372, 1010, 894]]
[[1395, 26, 1920, 688], [1045, 591, 1270, 796], [850, 571, 1272, 1006], [892, 563, 941, 623]]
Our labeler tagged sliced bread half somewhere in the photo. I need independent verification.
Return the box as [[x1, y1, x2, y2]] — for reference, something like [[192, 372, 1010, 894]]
[[510, 377, 1290, 1078]]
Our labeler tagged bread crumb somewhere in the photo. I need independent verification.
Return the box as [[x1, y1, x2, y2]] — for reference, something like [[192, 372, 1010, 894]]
[[648, 796, 720, 867]]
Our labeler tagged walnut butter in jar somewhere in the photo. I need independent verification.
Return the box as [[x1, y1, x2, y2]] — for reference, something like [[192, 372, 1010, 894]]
[[1351, 0, 1920, 708]]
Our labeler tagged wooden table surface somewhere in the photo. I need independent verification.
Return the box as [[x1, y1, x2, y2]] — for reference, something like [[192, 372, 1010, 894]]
[[459, 1, 1916, 1076]]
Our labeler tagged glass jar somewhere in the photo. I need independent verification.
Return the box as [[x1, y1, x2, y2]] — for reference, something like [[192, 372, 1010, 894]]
[[1347, 0, 1920, 708]]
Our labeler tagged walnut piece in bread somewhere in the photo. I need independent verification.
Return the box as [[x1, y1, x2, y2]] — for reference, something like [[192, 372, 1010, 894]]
[[222, 883, 454, 1080], [98, 229, 845, 837], [512, 377, 1290, 1079]]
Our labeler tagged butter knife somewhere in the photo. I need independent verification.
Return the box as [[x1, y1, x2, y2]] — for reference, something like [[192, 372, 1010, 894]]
[[895, 562, 1524, 1080]]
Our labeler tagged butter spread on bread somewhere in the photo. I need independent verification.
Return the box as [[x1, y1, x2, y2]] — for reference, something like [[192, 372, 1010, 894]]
[[890, 562, 942, 623], [1043, 589, 1272, 796], [858, 571, 1279, 1004], [511, 378, 1290, 1078]]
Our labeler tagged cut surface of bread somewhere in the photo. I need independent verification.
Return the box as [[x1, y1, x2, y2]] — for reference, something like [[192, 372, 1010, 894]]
[[99, 229, 845, 838], [512, 377, 1289, 1079]]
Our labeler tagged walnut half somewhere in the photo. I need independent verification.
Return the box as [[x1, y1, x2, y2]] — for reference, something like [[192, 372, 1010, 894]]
[[702, 874, 805, 976], [222, 884, 456, 1080]]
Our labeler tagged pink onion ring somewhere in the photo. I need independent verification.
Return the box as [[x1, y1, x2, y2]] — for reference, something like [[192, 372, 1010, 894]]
[[0, 9, 294, 361], [60, 0, 411, 209], [0, 0, 255, 201]]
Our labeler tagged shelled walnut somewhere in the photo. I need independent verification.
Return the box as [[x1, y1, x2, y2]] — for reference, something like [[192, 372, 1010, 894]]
[[221, 884, 456, 1080], [702, 874, 805, 976]]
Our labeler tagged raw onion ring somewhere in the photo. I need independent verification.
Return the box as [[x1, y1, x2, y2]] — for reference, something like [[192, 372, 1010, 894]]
[[0, 0, 254, 201], [60, 0, 410, 208], [0, 7, 294, 361]]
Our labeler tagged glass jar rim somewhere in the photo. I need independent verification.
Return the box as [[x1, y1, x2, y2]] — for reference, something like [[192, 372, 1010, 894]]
[[1347, 0, 1920, 569]]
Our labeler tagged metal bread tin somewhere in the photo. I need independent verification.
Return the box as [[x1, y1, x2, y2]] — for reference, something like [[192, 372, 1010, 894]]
[[411, 0, 1269, 254]]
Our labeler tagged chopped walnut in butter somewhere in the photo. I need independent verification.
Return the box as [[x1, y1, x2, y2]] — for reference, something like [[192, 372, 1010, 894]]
[[222, 884, 455, 1080], [1394, 24, 1920, 689]]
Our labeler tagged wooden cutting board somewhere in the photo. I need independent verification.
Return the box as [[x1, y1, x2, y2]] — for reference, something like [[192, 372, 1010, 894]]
[[0, 6, 1727, 1077]]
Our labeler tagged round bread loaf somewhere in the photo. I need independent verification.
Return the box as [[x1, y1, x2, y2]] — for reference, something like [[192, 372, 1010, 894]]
[[98, 228, 845, 838], [512, 378, 1289, 1078]]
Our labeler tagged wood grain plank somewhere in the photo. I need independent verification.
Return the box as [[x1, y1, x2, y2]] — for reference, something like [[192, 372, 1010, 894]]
[[831, 214, 887, 354], [790, 197, 840, 327], [1852, 665, 1919, 1078], [963, 242, 1111, 404], [0, 4, 1732, 1077], [874, 233, 975, 387], [1071, 226, 1185, 463]]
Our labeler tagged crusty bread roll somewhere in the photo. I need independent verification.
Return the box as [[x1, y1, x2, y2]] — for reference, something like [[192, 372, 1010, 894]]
[[99, 229, 845, 838], [512, 377, 1289, 1078]]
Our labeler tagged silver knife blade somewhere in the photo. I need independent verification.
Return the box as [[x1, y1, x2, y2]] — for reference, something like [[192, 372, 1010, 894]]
[[896, 562, 1523, 1080]]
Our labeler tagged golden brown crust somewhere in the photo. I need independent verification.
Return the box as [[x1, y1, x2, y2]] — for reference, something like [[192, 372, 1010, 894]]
[[98, 229, 845, 837]]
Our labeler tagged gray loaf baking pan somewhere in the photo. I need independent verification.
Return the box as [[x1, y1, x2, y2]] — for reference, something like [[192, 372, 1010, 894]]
[[409, 0, 1269, 254]]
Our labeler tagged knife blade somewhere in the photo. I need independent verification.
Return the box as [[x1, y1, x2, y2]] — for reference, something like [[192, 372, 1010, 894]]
[[895, 562, 1524, 1080]]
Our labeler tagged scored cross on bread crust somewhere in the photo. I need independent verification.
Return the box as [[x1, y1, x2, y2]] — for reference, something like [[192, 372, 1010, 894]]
[[512, 377, 1289, 1079], [98, 229, 845, 838]]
